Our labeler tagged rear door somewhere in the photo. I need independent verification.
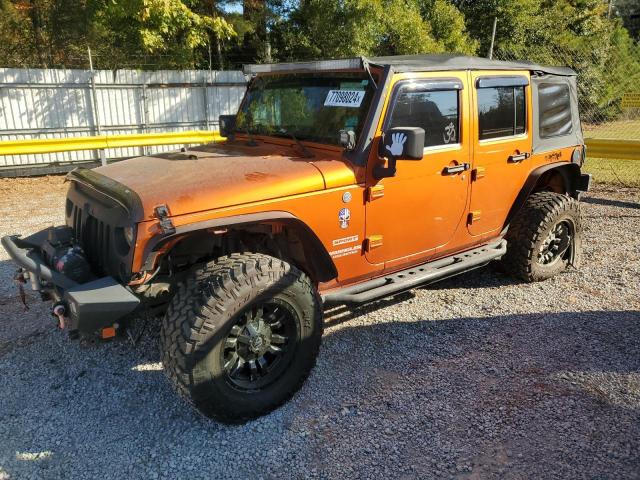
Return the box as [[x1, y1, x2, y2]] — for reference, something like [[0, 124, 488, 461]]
[[468, 71, 533, 237]]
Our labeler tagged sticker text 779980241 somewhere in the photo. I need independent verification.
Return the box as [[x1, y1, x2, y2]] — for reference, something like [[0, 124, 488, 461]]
[[324, 90, 366, 108]]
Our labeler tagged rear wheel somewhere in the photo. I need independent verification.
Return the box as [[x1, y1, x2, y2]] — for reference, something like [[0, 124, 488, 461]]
[[160, 253, 323, 423], [502, 191, 582, 282]]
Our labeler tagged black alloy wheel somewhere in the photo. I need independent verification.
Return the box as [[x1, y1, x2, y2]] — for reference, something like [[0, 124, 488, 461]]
[[222, 300, 298, 390]]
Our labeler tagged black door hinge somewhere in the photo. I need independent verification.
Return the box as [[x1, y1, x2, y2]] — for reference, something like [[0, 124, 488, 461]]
[[154, 205, 176, 235]]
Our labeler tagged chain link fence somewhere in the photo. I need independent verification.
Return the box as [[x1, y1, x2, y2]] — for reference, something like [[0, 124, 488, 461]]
[[496, 42, 640, 188]]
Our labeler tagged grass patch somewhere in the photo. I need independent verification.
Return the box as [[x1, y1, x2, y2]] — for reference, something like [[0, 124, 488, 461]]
[[581, 119, 640, 186], [583, 157, 640, 186], [583, 119, 640, 140]]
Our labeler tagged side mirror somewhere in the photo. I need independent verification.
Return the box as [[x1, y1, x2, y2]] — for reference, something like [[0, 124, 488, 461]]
[[219, 115, 237, 138], [379, 127, 425, 160], [375, 127, 425, 179]]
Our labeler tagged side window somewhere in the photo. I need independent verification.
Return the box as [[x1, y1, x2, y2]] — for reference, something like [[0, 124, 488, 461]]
[[538, 83, 572, 138], [477, 86, 526, 140], [388, 86, 460, 148]]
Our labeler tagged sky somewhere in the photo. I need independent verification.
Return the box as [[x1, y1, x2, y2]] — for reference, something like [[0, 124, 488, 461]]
[[221, 1, 243, 14]]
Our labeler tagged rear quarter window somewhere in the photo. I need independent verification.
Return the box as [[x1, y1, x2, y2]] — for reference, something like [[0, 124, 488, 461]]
[[538, 83, 573, 138]]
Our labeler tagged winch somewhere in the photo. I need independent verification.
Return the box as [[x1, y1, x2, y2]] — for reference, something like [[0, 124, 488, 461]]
[[40, 226, 92, 284]]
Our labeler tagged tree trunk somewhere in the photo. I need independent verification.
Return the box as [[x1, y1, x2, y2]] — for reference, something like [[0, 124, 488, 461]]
[[243, 0, 268, 62], [28, 0, 48, 67], [216, 37, 224, 70]]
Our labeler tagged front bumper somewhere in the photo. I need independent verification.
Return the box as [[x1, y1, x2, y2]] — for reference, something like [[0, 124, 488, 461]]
[[1, 233, 140, 334]]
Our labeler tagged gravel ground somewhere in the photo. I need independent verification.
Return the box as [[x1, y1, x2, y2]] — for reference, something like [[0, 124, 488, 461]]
[[0, 176, 639, 480]]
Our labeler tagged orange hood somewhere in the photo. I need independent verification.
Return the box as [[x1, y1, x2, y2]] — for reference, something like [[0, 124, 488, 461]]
[[94, 142, 357, 219]]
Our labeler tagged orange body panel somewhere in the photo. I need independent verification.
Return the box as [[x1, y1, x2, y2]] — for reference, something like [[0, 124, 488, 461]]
[[105, 68, 579, 295], [97, 140, 353, 219], [466, 70, 533, 238], [364, 71, 472, 269], [131, 170, 376, 285]]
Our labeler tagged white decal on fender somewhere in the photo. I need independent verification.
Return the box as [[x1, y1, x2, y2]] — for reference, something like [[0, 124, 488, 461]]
[[332, 235, 359, 247], [329, 245, 361, 258]]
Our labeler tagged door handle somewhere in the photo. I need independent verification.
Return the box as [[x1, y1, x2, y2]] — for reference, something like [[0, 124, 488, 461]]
[[508, 152, 530, 163], [442, 163, 470, 175]]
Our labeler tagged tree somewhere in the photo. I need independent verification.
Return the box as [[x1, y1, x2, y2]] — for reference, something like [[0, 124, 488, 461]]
[[271, 0, 477, 61], [418, 0, 478, 54], [0, 0, 637, 79], [97, 0, 236, 69], [0, 0, 236, 69], [0, 0, 37, 67], [453, 0, 546, 56], [454, 0, 640, 123], [614, 0, 640, 40]]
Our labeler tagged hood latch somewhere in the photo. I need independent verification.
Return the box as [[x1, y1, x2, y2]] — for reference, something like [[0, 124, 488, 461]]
[[154, 205, 176, 235]]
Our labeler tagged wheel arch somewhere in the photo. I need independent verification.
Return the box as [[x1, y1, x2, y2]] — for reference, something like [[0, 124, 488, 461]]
[[505, 162, 584, 229], [141, 211, 338, 283]]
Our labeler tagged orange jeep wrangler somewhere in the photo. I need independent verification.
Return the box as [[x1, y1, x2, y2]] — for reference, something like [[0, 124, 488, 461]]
[[2, 55, 591, 423]]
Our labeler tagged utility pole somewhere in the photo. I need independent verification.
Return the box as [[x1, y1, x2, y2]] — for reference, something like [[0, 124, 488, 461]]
[[488, 17, 498, 59]]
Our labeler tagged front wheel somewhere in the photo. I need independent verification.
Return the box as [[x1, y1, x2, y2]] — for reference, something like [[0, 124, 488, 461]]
[[502, 191, 583, 282], [160, 253, 323, 423]]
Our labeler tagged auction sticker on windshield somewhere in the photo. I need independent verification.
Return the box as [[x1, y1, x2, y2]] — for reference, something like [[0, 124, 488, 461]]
[[324, 90, 366, 108]]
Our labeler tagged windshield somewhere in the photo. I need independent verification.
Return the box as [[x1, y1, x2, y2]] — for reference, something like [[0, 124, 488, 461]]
[[236, 72, 375, 146]]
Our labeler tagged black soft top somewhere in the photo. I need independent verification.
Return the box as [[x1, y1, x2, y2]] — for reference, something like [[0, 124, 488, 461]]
[[243, 54, 576, 77], [367, 54, 576, 76]]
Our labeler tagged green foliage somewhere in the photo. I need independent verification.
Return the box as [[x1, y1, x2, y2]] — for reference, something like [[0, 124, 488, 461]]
[[615, 0, 640, 40], [271, 0, 477, 60], [454, 0, 553, 56], [0, 0, 638, 130], [452, 0, 640, 123], [0, 0, 36, 66], [96, 0, 236, 68], [418, 0, 478, 54], [0, 0, 236, 69]]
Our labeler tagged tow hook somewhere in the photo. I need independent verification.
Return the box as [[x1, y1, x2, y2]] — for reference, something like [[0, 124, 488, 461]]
[[52, 303, 68, 329]]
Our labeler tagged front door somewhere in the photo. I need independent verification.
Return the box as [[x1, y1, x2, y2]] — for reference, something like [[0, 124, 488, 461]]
[[365, 72, 471, 268]]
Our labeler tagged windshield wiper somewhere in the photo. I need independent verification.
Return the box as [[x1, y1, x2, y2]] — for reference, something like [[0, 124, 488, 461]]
[[279, 129, 314, 158]]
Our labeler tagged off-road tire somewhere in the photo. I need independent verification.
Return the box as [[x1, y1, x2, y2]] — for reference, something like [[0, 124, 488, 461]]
[[502, 191, 582, 282], [160, 253, 323, 423]]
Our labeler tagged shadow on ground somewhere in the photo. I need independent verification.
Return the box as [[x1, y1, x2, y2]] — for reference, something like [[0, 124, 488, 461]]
[[582, 195, 640, 210], [0, 306, 638, 479]]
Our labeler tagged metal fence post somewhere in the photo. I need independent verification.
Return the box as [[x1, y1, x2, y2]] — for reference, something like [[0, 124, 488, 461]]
[[140, 83, 148, 156], [488, 17, 497, 60], [203, 77, 210, 130], [87, 47, 107, 166]]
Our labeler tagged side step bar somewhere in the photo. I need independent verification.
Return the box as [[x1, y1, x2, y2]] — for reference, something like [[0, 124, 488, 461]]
[[322, 239, 507, 305]]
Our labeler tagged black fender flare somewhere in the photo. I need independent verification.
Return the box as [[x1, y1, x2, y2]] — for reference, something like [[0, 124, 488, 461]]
[[505, 162, 587, 229], [141, 211, 338, 283]]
